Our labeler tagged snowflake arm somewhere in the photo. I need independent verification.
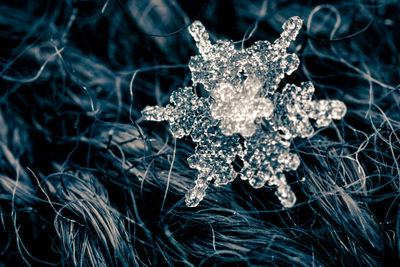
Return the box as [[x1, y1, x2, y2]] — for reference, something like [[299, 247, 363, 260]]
[[142, 87, 210, 138]]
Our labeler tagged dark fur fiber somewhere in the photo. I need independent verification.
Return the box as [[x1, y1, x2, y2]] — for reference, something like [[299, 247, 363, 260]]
[[0, 0, 399, 266]]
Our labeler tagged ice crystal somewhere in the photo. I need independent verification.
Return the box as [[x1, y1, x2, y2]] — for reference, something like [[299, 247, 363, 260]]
[[141, 17, 346, 208], [210, 76, 273, 137]]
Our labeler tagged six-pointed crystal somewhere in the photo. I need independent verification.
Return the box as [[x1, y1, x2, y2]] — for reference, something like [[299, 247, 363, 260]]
[[142, 16, 346, 208]]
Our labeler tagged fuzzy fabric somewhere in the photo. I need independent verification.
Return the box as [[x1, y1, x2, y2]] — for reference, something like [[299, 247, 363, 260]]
[[0, 0, 399, 266]]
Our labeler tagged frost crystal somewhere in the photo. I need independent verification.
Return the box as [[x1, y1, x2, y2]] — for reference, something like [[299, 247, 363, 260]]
[[142, 17, 346, 208]]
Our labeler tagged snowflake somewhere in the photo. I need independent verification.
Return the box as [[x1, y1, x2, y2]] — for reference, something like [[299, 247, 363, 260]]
[[142, 17, 346, 208]]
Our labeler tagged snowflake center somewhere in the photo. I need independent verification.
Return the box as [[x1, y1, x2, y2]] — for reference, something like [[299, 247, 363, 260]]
[[210, 77, 273, 137]]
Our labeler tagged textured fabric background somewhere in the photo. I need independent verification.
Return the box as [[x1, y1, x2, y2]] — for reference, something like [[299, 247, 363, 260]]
[[0, 0, 399, 266]]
